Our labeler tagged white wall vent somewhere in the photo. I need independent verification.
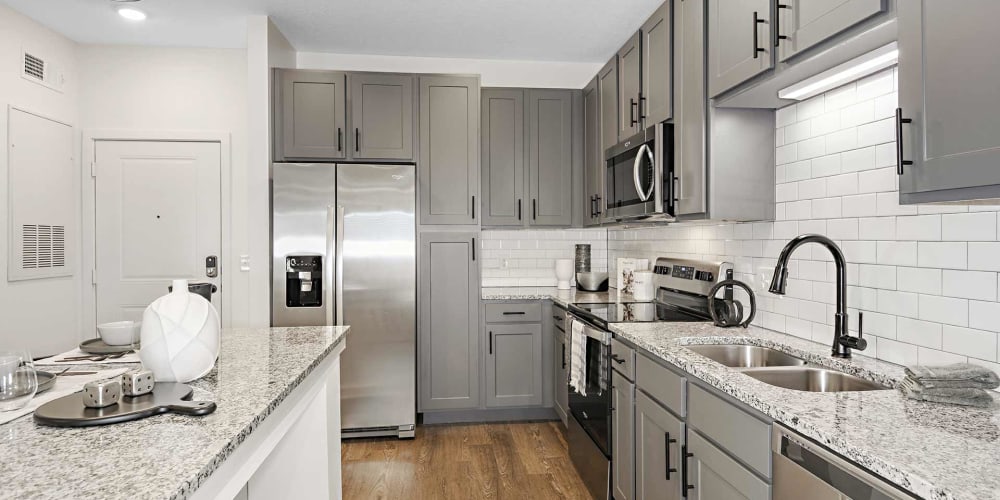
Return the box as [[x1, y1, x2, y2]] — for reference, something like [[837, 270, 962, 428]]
[[20, 49, 65, 93], [21, 225, 66, 269]]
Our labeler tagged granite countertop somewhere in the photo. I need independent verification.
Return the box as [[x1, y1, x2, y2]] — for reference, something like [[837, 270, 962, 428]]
[[482, 286, 621, 305], [610, 322, 999, 500], [0, 326, 349, 500]]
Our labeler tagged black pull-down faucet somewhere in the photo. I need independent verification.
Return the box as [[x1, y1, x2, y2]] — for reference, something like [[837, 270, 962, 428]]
[[768, 234, 867, 358]]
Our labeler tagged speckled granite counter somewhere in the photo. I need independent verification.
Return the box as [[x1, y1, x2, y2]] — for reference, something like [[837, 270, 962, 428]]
[[0, 326, 348, 500], [611, 322, 999, 500], [482, 286, 621, 306]]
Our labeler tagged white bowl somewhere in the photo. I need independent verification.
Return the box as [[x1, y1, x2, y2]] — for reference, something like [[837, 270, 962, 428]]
[[97, 321, 140, 346]]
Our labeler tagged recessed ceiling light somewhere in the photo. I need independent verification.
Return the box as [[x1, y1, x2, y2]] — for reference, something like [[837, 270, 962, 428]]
[[118, 7, 147, 21]]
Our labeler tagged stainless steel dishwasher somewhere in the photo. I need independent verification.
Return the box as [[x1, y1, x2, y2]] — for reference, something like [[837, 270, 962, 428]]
[[773, 425, 917, 499]]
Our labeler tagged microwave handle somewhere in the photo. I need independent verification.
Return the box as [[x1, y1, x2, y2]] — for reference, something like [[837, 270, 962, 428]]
[[633, 143, 656, 202]]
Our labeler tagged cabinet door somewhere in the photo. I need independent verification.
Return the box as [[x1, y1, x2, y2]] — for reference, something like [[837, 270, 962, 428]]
[[481, 89, 525, 226], [641, 1, 673, 125], [777, 0, 886, 62], [418, 233, 480, 411], [617, 33, 642, 140], [674, 0, 708, 217], [419, 76, 479, 225], [686, 431, 770, 500], [527, 90, 573, 227], [555, 328, 569, 424], [612, 371, 635, 500], [277, 70, 347, 160], [597, 59, 618, 222], [486, 323, 543, 407], [636, 391, 684, 500], [350, 73, 414, 160], [707, 0, 773, 98], [583, 77, 601, 227], [898, 0, 1000, 203]]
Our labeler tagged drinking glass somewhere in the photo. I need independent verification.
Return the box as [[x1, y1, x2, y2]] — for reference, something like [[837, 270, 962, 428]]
[[0, 351, 37, 411]]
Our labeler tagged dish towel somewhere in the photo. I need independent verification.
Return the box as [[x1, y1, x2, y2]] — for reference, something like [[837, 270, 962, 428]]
[[899, 377, 994, 408], [904, 363, 1000, 390], [570, 319, 587, 397]]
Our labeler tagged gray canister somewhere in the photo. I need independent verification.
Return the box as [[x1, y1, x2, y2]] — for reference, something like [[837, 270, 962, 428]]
[[575, 244, 591, 273]]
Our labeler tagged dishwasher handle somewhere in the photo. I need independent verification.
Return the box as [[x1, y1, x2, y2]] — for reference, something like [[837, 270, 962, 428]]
[[773, 425, 915, 500]]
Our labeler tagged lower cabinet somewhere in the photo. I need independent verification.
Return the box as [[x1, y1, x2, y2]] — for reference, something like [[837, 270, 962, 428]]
[[686, 431, 771, 500], [635, 391, 684, 500], [553, 315, 569, 425], [485, 323, 543, 407], [612, 371, 635, 500]]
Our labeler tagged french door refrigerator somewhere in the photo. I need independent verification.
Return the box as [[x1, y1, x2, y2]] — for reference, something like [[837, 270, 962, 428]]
[[272, 162, 416, 439]]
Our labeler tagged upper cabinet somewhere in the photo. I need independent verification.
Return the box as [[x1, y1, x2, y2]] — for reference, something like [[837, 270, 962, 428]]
[[350, 73, 414, 160], [707, 0, 773, 98], [527, 89, 575, 226], [418, 76, 480, 225], [481, 89, 525, 226], [640, 2, 673, 126], [582, 77, 602, 227], [898, 0, 1000, 204], [776, 0, 886, 62], [617, 33, 643, 140], [275, 70, 347, 160]]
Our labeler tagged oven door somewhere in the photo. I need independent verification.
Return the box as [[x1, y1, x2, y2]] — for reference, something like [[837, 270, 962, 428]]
[[567, 316, 612, 457]]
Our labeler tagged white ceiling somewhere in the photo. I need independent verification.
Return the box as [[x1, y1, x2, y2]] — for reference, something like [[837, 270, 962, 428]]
[[2, 0, 664, 63]]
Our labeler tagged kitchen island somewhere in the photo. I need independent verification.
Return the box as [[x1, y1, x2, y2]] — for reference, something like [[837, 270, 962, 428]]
[[0, 326, 349, 500]]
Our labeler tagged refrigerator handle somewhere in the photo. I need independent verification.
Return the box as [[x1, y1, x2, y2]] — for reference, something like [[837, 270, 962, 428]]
[[335, 205, 346, 327], [325, 206, 337, 327]]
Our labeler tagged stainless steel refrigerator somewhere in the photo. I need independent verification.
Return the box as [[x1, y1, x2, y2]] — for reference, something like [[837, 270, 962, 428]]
[[271, 162, 416, 439]]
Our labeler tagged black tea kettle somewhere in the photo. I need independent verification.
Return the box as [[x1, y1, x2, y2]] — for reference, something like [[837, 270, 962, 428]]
[[708, 269, 756, 328]]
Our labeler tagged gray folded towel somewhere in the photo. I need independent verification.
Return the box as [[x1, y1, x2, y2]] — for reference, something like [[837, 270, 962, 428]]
[[899, 377, 995, 408], [904, 363, 1000, 390]]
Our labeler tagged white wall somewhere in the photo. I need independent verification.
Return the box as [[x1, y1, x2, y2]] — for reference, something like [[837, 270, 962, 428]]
[[610, 67, 1000, 378], [297, 51, 599, 88], [77, 45, 248, 328], [0, 5, 80, 356], [481, 229, 608, 287]]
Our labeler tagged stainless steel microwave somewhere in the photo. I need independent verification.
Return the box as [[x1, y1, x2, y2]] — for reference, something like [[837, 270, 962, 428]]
[[604, 122, 674, 222]]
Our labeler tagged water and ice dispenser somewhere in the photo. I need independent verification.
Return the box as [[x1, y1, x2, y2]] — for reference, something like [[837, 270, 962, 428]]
[[285, 255, 322, 307]]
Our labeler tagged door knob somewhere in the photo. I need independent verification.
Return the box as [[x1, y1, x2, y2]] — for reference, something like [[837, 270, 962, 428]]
[[205, 255, 218, 278]]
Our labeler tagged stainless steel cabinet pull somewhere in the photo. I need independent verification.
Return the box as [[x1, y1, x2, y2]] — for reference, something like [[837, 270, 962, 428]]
[[753, 12, 766, 59], [895, 107, 913, 175], [629, 98, 638, 126], [774, 2, 790, 46], [638, 92, 646, 120], [595, 195, 602, 216], [665, 432, 678, 480], [590, 195, 597, 218]]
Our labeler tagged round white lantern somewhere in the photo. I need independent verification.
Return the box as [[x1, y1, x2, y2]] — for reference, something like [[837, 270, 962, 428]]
[[139, 279, 221, 383]]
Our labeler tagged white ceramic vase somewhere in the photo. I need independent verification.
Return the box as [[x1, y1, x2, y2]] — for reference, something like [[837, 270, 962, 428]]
[[555, 259, 574, 290], [139, 279, 221, 383]]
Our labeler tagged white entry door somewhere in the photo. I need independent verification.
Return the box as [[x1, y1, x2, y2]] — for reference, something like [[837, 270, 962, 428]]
[[95, 140, 222, 324]]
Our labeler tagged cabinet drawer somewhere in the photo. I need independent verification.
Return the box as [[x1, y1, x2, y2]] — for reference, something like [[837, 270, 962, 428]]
[[688, 385, 771, 478], [485, 302, 542, 323], [687, 430, 771, 500], [610, 337, 635, 381], [552, 305, 567, 331], [636, 354, 685, 417]]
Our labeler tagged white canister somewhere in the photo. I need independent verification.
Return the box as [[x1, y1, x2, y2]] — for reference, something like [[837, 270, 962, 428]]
[[632, 270, 655, 301], [555, 259, 574, 290]]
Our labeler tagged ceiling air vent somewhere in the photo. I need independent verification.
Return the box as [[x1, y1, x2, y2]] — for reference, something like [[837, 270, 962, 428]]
[[23, 52, 44, 81]]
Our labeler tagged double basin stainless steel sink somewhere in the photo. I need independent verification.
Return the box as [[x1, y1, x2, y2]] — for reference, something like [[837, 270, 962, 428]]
[[686, 344, 888, 392]]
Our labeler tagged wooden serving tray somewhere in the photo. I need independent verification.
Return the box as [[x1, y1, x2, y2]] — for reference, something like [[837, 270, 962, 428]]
[[33, 383, 215, 427]]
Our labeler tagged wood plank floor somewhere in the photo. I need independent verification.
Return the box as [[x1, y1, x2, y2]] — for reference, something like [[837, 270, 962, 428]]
[[341, 421, 595, 500]]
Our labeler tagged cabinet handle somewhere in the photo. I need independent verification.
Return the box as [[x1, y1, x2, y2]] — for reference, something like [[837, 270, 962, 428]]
[[337, 128, 343, 152], [471, 195, 476, 220], [489, 331, 493, 354], [518, 199, 522, 221], [590, 195, 596, 218], [472, 237, 476, 261], [895, 107, 913, 175], [561, 343, 566, 370], [752, 12, 766, 59], [611, 354, 625, 365], [774, 2, 790, 46], [595, 195, 602, 216], [355, 128, 360, 152], [682, 445, 695, 496], [532, 199, 537, 220], [665, 432, 678, 480], [502, 311, 526, 315], [629, 98, 638, 126], [638, 92, 646, 121]]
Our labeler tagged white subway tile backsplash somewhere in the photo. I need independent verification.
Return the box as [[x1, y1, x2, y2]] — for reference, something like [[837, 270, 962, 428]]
[[825, 129, 858, 154], [827, 218, 859, 240], [811, 198, 842, 219], [827, 173, 858, 196], [896, 215, 941, 241], [857, 117, 896, 147], [776, 144, 797, 165], [810, 111, 842, 137], [896, 317, 943, 349], [877, 289, 918, 318], [857, 68, 895, 100], [942, 212, 997, 241], [876, 192, 919, 216], [943, 325, 998, 362], [943, 270, 997, 301], [917, 242, 967, 269], [877, 338, 920, 366], [969, 242, 1000, 272], [896, 267, 942, 295], [798, 178, 827, 199], [877, 241, 917, 266], [840, 100, 875, 128], [784, 121, 812, 143], [859, 264, 896, 289], [841, 194, 878, 218], [859, 217, 895, 240], [811, 154, 842, 178], [798, 94, 826, 120], [919, 295, 968, 327], [824, 83, 857, 110], [776, 105, 797, 127], [798, 136, 827, 160], [970, 300, 1000, 332], [858, 167, 897, 194]]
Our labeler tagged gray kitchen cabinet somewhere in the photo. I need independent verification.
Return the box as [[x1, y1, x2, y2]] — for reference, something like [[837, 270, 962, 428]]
[[485, 323, 543, 407], [612, 371, 635, 500], [776, 0, 886, 62], [350, 73, 414, 160], [898, 0, 1000, 204], [275, 69, 347, 160], [553, 306, 569, 425], [686, 431, 771, 500], [617, 33, 642, 140], [527, 89, 574, 226], [582, 76, 601, 226], [419, 76, 480, 225], [480, 89, 525, 226], [418, 232, 480, 411], [597, 59, 618, 222], [641, 1, 672, 125], [707, 0, 773, 98], [635, 391, 684, 500]]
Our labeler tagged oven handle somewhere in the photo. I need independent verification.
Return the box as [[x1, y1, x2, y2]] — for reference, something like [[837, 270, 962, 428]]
[[567, 315, 611, 345], [633, 143, 655, 202]]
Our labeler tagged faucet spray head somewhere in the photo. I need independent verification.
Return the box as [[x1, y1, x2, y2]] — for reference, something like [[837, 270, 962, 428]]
[[768, 265, 789, 295]]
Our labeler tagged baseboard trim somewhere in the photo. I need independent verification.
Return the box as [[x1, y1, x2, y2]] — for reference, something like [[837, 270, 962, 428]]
[[420, 407, 559, 425]]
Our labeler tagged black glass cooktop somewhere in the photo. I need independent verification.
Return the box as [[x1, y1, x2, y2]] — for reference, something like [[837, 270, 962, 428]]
[[570, 301, 709, 328]]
